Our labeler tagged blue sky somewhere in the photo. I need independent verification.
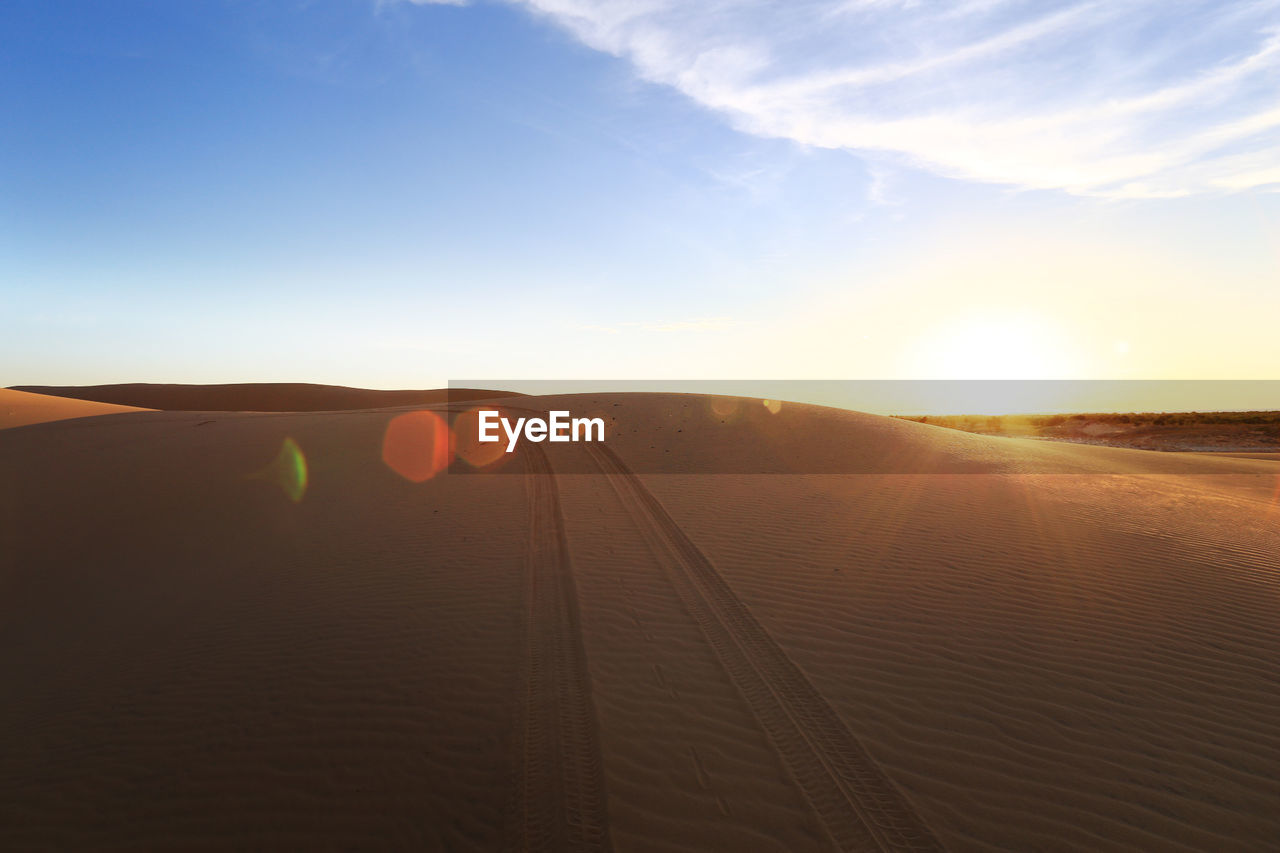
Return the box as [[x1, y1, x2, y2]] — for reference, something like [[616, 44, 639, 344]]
[[3, 0, 1278, 387]]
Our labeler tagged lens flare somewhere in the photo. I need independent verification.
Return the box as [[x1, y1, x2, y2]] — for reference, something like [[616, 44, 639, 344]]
[[383, 410, 453, 482], [710, 396, 741, 421], [453, 407, 510, 470], [251, 437, 308, 502], [762, 399, 782, 414]]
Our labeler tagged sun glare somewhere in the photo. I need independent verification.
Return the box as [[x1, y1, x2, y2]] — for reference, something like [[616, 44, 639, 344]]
[[907, 312, 1076, 380]]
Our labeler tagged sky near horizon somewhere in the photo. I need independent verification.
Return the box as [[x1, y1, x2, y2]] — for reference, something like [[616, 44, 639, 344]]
[[3, 0, 1279, 390]]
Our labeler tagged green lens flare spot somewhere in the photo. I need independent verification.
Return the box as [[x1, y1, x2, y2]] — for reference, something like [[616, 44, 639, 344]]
[[251, 437, 308, 502]]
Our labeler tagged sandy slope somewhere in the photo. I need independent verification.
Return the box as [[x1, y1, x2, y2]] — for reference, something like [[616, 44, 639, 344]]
[[0, 387, 152, 429], [9, 383, 516, 412], [1, 392, 1277, 850]]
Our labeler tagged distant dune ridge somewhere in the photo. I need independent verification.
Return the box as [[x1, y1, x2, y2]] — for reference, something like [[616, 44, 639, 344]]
[[9, 383, 519, 413], [2, 389, 1278, 849], [0, 387, 153, 429]]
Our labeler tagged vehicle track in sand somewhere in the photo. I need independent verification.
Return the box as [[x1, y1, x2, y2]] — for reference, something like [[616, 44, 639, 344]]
[[509, 444, 612, 852], [583, 443, 943, 853]]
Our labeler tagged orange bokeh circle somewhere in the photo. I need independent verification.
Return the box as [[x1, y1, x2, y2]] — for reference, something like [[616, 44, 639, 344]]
[[382, 410, 453, 482]]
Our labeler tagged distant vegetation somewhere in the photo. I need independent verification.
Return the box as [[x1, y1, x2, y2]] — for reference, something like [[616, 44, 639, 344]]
[[892, 411, 1280, 451], [896, 411, 1280, 429]]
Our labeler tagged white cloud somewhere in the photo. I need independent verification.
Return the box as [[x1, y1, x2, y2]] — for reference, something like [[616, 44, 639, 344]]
[[508, 0, 1280, 197], [644, 317, 740, 332], [576, 317, 742, 334]]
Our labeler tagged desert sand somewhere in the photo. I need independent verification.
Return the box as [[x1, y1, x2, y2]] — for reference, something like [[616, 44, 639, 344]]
[[0, 387, 153, 429], [11, 383, 516, 413], [2, 388, 1278, 850]]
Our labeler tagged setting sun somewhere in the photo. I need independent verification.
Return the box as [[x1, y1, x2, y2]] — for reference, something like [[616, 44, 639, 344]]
[[907, 311, 1077, 380]]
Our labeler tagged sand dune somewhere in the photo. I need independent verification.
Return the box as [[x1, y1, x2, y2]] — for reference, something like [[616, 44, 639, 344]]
[[2, 392, 1277, 850], [0, 387, 152, 429], [9, 383, 518, 413]]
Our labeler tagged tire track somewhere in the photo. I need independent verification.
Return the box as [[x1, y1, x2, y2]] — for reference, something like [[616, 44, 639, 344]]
[[584, 443, 943, 852], [509, 444, 612, 852]]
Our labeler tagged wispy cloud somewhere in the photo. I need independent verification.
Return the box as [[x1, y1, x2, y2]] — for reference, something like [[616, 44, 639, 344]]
[[576, 317, 742, 334], [645, 317, 740, 333], [507, 0, 1280, 197]]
